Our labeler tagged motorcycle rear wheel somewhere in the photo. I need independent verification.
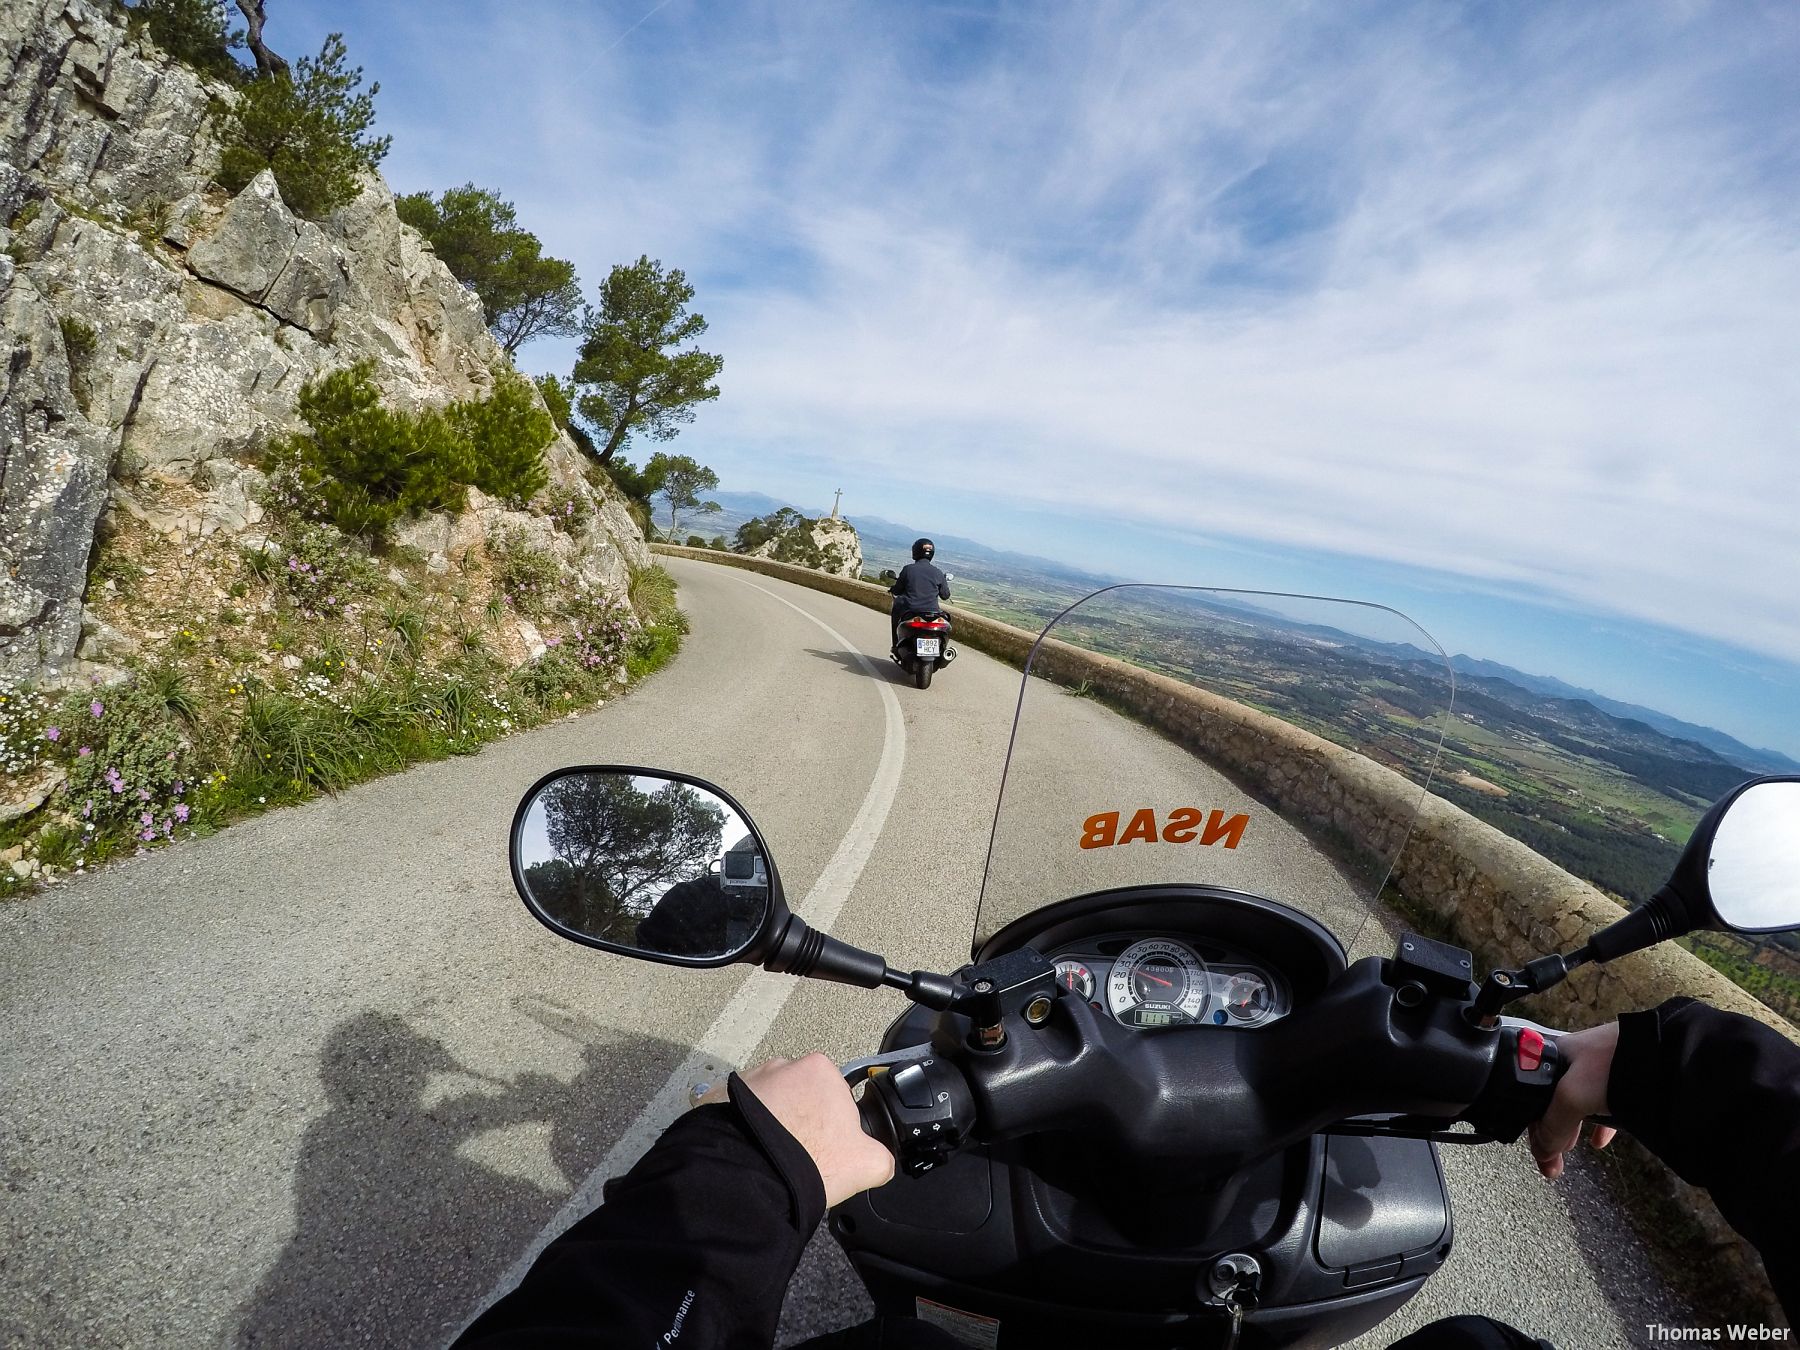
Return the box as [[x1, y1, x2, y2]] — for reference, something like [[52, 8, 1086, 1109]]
[[915, 662, 933, 689]]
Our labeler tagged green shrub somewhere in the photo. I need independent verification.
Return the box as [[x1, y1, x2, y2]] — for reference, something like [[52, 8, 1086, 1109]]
[[278, 522, 377, 615], [450, 371, 552, 505], [216, 33, 390, 218], [534, 374, 574, 429], [381, 600, 426, 659], [125, 0, 243, 82], [52, 679, 195, 842], [540, 482, 592, 535], [270, 362, 468, 539], [33, 823, 82, 869], [273, 363, 558, 538], [489, 526, 561, 614], [138, 662, 202, 726], [627, 563, 681, 629], [623, 564, 686, 682], [235, 690, 357, 792], [555, 592, 635, 675]]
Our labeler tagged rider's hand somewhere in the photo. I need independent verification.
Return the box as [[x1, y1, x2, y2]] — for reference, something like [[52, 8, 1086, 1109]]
[[699, 1054, 895, 1206], [1528, 1021, 1620, 1180]]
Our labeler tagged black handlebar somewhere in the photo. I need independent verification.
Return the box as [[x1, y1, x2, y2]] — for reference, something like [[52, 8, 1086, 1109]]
[[861, 951, 1570, 1180]]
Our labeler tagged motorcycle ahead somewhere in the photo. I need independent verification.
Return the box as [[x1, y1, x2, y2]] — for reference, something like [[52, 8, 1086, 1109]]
[[507, 584, 1800, 1349], [893, 612, 954, 688]]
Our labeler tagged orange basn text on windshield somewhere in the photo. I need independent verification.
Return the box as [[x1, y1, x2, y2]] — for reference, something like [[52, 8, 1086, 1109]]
[[1078, 808, 1250, 851]]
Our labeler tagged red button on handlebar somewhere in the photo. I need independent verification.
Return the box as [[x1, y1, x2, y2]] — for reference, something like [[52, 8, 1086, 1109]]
[[1517, 1028, 1545, 1072]]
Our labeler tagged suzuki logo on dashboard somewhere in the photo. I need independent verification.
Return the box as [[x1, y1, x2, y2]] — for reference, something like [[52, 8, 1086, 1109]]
[[1079, 808, 1250, 851]]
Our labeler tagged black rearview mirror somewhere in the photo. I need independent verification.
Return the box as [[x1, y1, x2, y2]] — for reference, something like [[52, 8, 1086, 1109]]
[[509, 767, 786, 967], [1703, 778, 1800, 934], [1583, 774, 1800, 966]]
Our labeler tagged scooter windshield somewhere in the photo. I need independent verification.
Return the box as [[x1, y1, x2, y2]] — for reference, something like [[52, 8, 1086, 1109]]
[[974, 586, 1455, 960]]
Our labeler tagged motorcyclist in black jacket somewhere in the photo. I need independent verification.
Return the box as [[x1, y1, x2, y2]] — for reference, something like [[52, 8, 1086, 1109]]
[[454, 997, 1799, 1348], [889, 539, 951, 653]]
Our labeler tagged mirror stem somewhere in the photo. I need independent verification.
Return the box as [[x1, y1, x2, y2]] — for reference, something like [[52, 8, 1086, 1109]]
[[760, 916, 965, 1007], [1582, 884, 1688, 965], [883, 968, 965, 1010]]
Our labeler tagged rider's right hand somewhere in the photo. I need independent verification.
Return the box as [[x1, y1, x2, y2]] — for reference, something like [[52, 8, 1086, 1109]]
[[701, 1054, 897, 1205], [1528, 1021, 1620, 1180]]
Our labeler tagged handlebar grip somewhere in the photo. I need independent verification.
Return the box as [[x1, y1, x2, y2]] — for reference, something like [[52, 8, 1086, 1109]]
[[856, 1084, 898, 1151], [1464, 1025, 1566, 1143]]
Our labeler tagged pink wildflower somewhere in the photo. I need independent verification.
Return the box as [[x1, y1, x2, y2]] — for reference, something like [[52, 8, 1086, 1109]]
[[140, 812, 153, 827], [175, 804, 190, 823], [45, 726, 60, 742], [78, 746, 92, 757], [90, 700, 104, 718], [139, 828, 156, 843]]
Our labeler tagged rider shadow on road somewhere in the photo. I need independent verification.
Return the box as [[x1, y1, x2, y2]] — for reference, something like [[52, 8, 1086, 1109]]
[[804, 648, 910, 683], [233, 1005, 689, 1348]]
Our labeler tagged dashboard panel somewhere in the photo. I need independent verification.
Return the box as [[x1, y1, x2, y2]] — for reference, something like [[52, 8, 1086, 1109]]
[[1048, 934, 1290, 1030]]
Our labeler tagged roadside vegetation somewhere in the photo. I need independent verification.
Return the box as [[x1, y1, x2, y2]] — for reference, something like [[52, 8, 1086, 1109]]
[[0, 357, 686, 899], [0, 3, 727, 899], [0, 495, 685, 898]]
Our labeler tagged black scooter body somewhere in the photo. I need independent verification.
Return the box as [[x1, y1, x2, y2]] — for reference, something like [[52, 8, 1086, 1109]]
[[830, 890, 1454, 1349], [893, 612, 953, 689]]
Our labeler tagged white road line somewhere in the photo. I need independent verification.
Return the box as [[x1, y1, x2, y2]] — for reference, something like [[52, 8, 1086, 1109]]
[[458, 574, 905, 1335]]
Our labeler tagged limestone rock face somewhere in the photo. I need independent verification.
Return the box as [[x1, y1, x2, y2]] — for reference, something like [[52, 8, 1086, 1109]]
[[0, 0, 647, 681], [187, 170, 348, 337], [812, 517, 862, 579], [747, 513, 863, 579], [0, 0, 218, 222], [0, 254, 115, 673]]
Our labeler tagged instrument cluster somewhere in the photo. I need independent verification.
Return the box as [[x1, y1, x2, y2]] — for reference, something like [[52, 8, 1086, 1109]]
[[1050, 936, 1289, 1030]]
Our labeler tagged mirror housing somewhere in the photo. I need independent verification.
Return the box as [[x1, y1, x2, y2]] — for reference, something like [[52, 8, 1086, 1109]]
[[509, 766, 792, 968], [507, 765, 960, 1004], [1584, 774, 1800, 964]]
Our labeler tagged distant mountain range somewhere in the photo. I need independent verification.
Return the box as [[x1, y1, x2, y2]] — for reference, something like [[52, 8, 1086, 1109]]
[[1447, 655, 1799, 775], [708, 490, 1798, 777]]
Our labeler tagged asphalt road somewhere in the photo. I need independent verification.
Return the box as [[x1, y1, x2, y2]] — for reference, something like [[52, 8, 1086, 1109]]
[[0, 558, 1693, 1348]]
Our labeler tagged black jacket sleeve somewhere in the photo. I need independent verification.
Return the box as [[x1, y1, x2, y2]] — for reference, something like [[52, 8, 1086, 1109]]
[[1609, 997, 1800, 1319], [455, 1074, 826, 1349]]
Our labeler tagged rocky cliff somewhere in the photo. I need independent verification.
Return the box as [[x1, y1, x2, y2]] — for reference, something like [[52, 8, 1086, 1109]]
[[746, 513, 862, 579], [0, 0, 646, 688]]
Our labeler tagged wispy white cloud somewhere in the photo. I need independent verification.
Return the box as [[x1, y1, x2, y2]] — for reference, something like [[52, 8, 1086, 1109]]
[[299, 0, 1800, 675]]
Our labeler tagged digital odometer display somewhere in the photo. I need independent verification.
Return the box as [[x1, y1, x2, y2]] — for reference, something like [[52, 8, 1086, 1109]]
[[1106, 938, 1209, 1027]]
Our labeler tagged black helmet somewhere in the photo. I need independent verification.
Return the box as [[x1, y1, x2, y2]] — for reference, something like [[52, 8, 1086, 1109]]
[[912, 538, 935, 561]]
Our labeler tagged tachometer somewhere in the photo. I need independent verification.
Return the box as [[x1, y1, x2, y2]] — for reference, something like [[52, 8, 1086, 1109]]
[[1053, 960, 1096, 1001], [1107, 939, 1208, 1028]]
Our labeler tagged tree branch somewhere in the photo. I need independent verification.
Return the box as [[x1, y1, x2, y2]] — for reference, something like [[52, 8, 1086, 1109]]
[[234, 0, 289, 78]]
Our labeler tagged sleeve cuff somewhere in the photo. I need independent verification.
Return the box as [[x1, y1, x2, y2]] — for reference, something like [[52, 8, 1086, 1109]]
[[727, 1073, 828, 1234], [1609, 996, 1696, 1130]]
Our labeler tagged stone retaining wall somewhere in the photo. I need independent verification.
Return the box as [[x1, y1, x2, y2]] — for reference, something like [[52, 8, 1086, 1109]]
[[657, 542, 1794, 1322]]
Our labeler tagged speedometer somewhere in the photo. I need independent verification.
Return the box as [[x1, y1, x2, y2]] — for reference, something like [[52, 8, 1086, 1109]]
[[1107, 939, 1208, 1028]]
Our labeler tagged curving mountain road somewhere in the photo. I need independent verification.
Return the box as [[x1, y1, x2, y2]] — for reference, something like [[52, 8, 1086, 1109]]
[[0, 557, 1693, 1348]]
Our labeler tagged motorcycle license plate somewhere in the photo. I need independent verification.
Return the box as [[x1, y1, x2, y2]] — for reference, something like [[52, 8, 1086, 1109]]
[[916, 638, 941, 658]]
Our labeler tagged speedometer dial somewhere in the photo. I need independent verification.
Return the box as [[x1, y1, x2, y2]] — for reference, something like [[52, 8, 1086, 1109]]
[[1107, 939, 1208, 1028]]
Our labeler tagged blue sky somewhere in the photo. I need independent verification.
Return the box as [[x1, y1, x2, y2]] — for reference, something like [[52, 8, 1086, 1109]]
[[271, 1, 1799, 756]]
